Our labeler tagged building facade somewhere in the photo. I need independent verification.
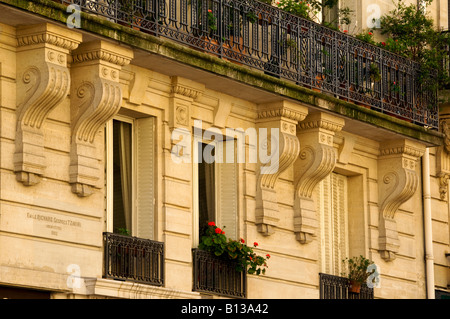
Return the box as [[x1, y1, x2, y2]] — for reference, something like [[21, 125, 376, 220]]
[[0, 0, 449, 299]]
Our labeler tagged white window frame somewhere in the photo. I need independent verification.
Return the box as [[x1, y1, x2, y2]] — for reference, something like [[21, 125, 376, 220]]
[[105, 115, 136, 235], [192, 134, 238, 247]]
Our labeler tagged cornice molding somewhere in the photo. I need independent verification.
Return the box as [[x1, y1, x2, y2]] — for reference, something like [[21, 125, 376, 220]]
[[170, 76, 205, 100], [257, 102, 308, 123], [16, 24, 81, 51]]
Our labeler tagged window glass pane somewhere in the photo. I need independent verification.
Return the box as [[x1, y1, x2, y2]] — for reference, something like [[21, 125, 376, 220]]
[[112, 120, 132, 235], [198, 142, 215, 235]]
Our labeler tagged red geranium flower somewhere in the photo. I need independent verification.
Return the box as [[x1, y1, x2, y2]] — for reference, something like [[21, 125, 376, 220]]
[[215, 227, 223, 234], [254, 242, 258, 247], [266, 254, 271, 258], [208, 221, 215, 227], [240, 238, 245, 243]]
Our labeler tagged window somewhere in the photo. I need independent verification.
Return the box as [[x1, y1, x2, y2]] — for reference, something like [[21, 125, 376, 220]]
[[193, 135, 238, 246], [105, 116, 156, 240], [316, 172, 349, 276]]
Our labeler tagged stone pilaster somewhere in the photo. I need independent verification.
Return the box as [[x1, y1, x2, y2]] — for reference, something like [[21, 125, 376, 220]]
[[14, 23, 81, 185], [169, 76, 205, 161], [378, 139, 425, 261], [255, 101, 308, 235], [69, 40, 133, 196], [163, 77, 204, 291], [293, 112, 345, 244]]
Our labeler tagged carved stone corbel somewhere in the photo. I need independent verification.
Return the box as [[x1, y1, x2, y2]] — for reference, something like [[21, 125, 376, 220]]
[[14, 23, 81, 185], [293, 112, 345, 243], [436, 116, 450, 201], [255, 101, 308, 235], [70, 41, 133, 196], [378, 139, 425, 261]]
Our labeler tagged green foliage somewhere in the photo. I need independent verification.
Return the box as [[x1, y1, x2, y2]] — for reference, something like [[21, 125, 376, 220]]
[[275, 0, 352, 29], [276, 0, 310, 19], [207, 9, 217, 34], [355, 29, 375, 45], [198, 222, 270, 275], [378, 0, 449, 90], [117, 228, 131, 236], [341, 255, 374, 284], [369, 63, 381, 82]]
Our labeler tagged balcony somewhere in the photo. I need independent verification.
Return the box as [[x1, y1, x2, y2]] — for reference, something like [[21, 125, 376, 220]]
[[192, 248, 247, 298], [319, 273, 374, 299], [56, 0, 438, 129], [103, 232, 164, 286]]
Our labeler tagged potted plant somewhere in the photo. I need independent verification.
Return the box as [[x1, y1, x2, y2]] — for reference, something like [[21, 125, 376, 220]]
[[198, 221, 270, 275], [369, 63, 381, 82], [341, 255, 374, 294]]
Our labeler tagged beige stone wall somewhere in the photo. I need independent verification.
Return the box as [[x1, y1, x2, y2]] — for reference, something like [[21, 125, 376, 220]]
[[0, 22, 104, 292], [0, 16, 448, 299]]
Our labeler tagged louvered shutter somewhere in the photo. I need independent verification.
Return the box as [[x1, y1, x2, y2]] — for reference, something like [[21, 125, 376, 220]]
[[135, 117, 155, 240], [331, 173, 348, 276], [318, 174, 332, 274], [215, 138, 238, 240], [317, 173, 348, 276]]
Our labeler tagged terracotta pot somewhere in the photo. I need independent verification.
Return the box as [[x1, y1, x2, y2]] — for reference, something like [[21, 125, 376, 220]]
[[348, 280, 362, 294], [313, 74, 324, 92], [223, 36, 246, 65], [198, 36, 221, 57]]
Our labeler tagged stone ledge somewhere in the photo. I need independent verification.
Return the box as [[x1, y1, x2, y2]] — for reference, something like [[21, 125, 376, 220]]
[[0, 0, 444, 147], [82, 278, 202, 299]]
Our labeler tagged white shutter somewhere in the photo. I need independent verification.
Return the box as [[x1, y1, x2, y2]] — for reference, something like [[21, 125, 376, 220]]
[[318, 172, 348, 276], [216, 138, 238, 241], [318, 174, 332, 274], [332, 173, 348, 276], [135, 117, 155, 240]]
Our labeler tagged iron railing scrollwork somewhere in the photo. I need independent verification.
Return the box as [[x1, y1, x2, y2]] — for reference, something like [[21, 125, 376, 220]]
[[192, 248, 246, 298], [103, 232, 164, 286], [57, 0, 438, 128], [319, 273, 374, 299]]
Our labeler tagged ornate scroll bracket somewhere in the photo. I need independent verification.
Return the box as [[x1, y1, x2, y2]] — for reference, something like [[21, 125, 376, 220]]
[[437, 118, 450, 201], [70, 41, 133, 196], [378, 139, 425, 261], [293, 112, 345, 244], [14, 23, 81, 185], [255, 101, 308, 236]]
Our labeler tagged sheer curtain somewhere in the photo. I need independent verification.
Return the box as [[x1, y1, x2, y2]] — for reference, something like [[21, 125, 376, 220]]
[[113, 120, 132, 234], [119, 122, 132, 232], [199, 143, 215, 232]]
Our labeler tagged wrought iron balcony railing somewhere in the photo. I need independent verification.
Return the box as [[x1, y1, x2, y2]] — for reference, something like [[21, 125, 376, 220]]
[[103, 232, 164, 286], [192, 248, 246, 298], [57, 0, 438, 129], [319, 273, 374, 299]]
